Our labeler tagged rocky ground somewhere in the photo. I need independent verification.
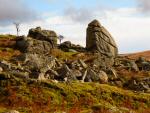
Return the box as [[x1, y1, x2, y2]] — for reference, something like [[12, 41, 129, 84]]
[[0, 20, 150, 113]]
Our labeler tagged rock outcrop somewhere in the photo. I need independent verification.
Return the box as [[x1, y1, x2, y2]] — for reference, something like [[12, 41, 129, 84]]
[[14, 27, 59, 80], [16, 27, 58, 54], [28, 27, 57, 47], [86, 19, 118, 58]]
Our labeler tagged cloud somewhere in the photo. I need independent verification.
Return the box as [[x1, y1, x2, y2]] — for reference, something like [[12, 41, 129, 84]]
[[101, 8, 150, 53], [136, 0, 150, 13], [64, 7, 95, 23], [63, 6, 109, 23], [0, 0, 39, 26]]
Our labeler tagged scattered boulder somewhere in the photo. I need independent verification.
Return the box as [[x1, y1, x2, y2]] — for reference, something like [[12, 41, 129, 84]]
[[129, 61, 139, 71], [22, 53, 56, 73], [59, 41, 85, 52], [84, 69, 108, 83], [72, 69, 82, 78], [58, 64, 77, 81], [45, 69, 59, 79], [38, 73, 47, 81], [78, 59, 88, 69], [98, 71, 108, 83], [106, 68, 118, 80], [59, 41, 71, 49], [136, 57, 150, 71], [126, 77, 150, 92]]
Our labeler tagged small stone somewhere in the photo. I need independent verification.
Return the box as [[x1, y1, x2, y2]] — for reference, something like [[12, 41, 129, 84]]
[[38, 73, 46, 81], [78, 59, 87, 68], [98, 71, 108, 83]]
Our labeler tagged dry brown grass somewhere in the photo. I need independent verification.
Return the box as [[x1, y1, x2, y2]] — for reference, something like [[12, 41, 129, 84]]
[[0, 34, 21, 60], [124, 50, 150, 61], [0, 39, 16, 48], [116, 67, 150, 82]]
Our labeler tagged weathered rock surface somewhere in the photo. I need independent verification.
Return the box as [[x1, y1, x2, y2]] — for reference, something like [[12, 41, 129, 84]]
[[58, 64, 77, 81], [136, 57, 150, 71], [84, 69, 108, 83], [17, 53, 56, 72], [126, 77, 150, 92], [86, 20, 118, 66], [14, 27, 59, 81], [28, 27, 57, 46], [59, 41, 85, 52], [16, 27, 58, 54], [86, 20, 118, 57]]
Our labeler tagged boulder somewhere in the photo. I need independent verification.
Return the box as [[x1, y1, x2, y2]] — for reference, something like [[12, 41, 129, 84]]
[[98, 71, 108, 83], [136, 57, 150, 71], [58, 64, 77, 81], [59, 41, 85, 52], [28, 27, 57, 46], [16, 36, 54, 54], [59, 41, 72, 49], [84, 69, 108, 83], [106, 68, 118, 80], [72, 69, 82, 78], [126, 77, 150, 92], [129, 61, 139, 71], [16, 27, 58, 54], [86, 20, 118, 66], [15, 53, 56, 78], [78, 59, 88, 69], [38, 73, 47, 81], [45, 69, 59, 79]]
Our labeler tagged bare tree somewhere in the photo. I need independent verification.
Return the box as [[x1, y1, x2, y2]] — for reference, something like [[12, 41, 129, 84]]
[[13, 22, 20, 36], [58, 35, 65, 44]]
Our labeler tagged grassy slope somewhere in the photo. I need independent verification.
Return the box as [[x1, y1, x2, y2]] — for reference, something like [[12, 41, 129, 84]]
[[0, 81, 150, 113]]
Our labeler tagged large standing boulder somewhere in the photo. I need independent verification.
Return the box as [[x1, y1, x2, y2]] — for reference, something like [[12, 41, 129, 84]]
[[86, 20, 118, 67], [86, 20, 118, 57]]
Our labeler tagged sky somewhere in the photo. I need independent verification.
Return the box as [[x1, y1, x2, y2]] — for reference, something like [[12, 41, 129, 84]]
[[0, 0, 150, 53]]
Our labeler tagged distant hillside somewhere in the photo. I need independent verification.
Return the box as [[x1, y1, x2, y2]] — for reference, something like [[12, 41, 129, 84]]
[[123, 50, 150, 61]]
